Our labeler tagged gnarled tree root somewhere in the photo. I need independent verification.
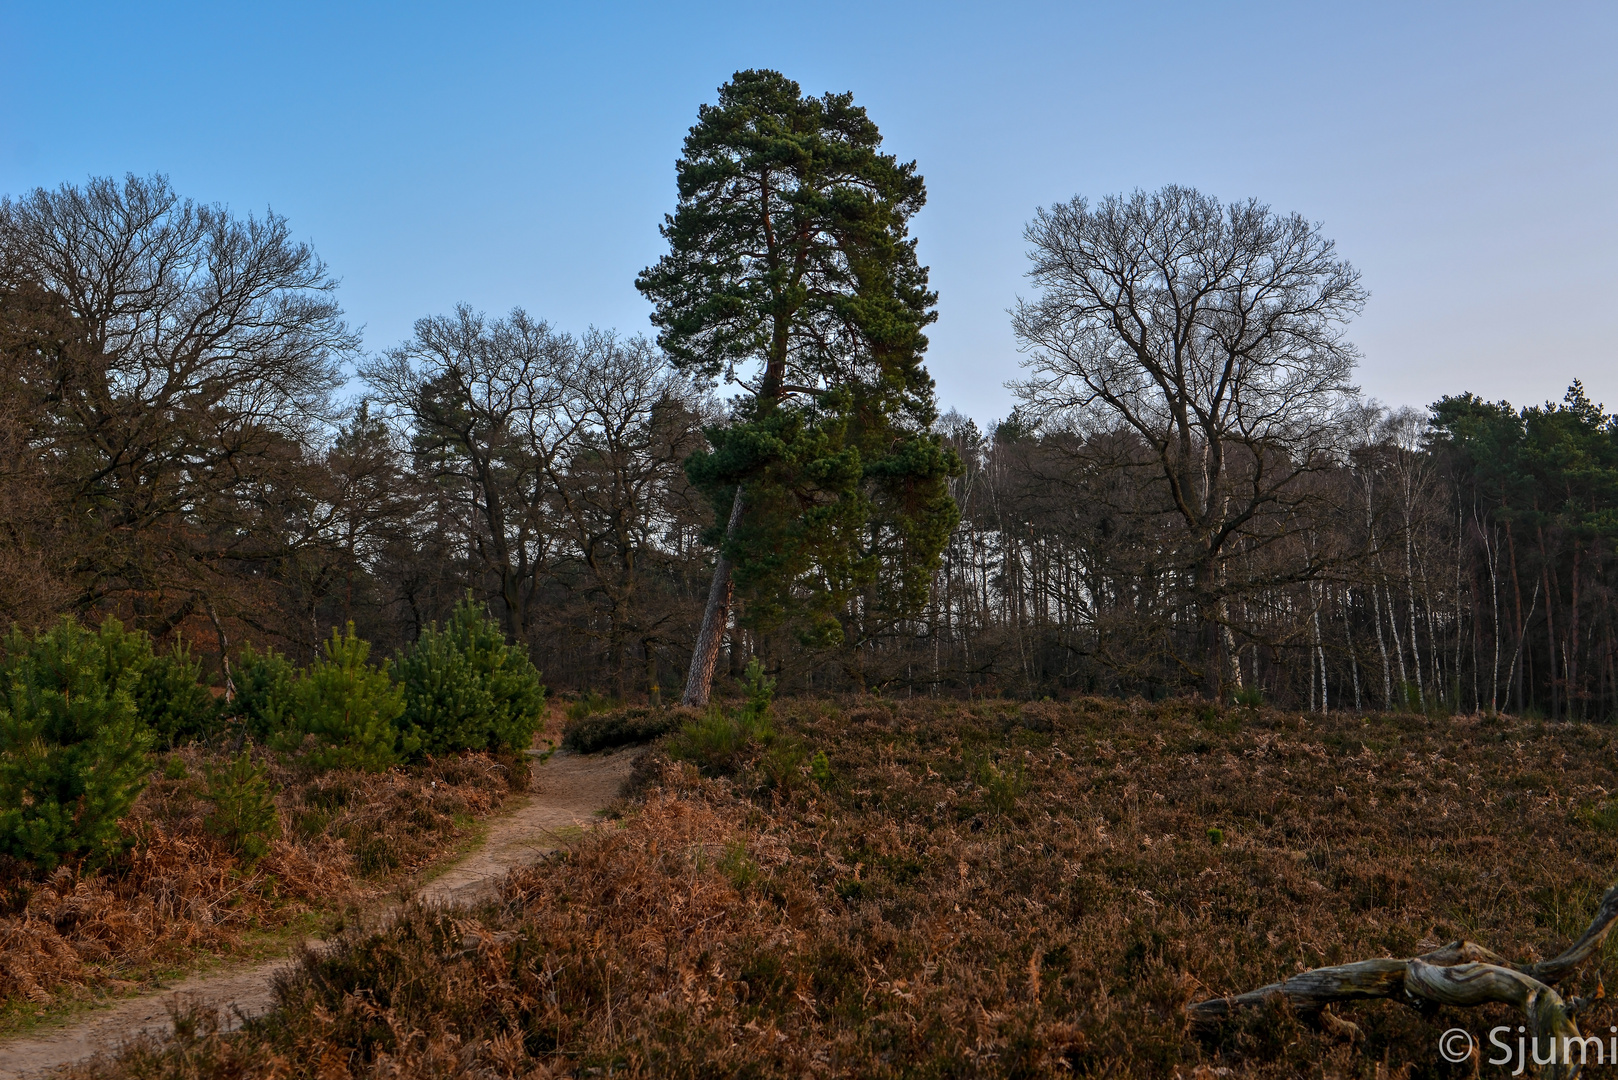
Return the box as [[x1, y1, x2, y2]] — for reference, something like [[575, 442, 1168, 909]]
[[1187, 881, 1618, 1078]]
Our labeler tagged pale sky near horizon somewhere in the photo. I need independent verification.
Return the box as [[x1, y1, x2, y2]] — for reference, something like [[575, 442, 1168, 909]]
[[2, 2, 1615, 424]]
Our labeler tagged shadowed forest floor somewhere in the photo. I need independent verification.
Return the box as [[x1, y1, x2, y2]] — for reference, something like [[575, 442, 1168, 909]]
[[54, 698, 1618, 1079]]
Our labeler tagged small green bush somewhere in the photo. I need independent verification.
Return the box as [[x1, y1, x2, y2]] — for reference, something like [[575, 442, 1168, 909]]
[[0, 619, 154, 870], [204, 750, 281, 861], [670, 708, 746, 774], [278, 624, 409, 772], [1198, 703, 1240, 736], [1574, 798, 1618, 835], [393, 599, 546, 756], [9, 617, 150, 699], [739, 657, 776, 721], [668, 658, 778, 776], [670, 704, 773, 776], [228, 645, 297, 740], [720, 838, 758, 889], [976, 756, 1024, 815], [759, 738, 808, 792], [810, 749, 834, 787], [565, 690, 618, 723], [139, 640, 218, 746], [4, 616, 216, 748], [562, 705, 687, 753], [1230, 685, 1264, 709]]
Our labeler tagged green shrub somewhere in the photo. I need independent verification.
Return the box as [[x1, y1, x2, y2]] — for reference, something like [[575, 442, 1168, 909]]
[[1198, 703, 1240, 736], [759, 738, 808, 792], [562, 705, 687, 754], [204, 750, 281, 861], [720, 838, 758, 889], [278, 624, 409, 772], [670, 704, 773, 776], [3, 616, 215, 748], [810, 749, 834, 787], [0, 619, 154, 870], [7, 617, 148, 698], [1230, 685, 1264, 709], [739, 657, 776, 721], [1574, 798, 1618, 835], [668, 659, 778, 776], [228, 645, 297, 740], [976, 755, 1024, 815], [393, 599, 546, 756], [565, 689, 618, 723], [138, 640, 219, 746]]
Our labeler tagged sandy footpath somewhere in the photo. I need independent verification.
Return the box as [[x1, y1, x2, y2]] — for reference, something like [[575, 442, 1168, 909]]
[[0, 749, 636, 1080]]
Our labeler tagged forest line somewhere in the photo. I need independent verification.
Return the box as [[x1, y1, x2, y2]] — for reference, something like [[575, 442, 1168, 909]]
[[2, 152, 1613, 717]]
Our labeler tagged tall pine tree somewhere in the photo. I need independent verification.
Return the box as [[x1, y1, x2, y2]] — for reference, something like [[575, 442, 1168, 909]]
[[637, 70, 958, 703]]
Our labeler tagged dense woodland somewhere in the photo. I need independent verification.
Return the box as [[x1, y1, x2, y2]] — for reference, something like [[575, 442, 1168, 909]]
[[2, 172, 1615, 718]]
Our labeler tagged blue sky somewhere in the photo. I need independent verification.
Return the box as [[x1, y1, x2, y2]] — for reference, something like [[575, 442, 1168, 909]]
[[3, 1, 1615, 423]]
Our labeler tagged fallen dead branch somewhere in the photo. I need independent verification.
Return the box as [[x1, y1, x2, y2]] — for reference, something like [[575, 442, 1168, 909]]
[[1189, 880, 1618, 1078]]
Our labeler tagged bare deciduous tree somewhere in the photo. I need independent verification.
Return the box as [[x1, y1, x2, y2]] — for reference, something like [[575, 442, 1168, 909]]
[[1012, 185, 1365, 697], [0, 173, 353, 636], [361, 306, 574, 642], [362, 311, 711, 693], [540, 330, 712, 692]]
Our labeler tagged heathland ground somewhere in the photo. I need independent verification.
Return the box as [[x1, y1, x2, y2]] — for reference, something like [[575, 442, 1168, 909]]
[[49, 697, 1618, 1079]]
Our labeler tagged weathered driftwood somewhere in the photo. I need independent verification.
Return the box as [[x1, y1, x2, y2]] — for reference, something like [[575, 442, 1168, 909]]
[[1187, 881, 1618, 1078], [1405, 959, 1579, 1050]]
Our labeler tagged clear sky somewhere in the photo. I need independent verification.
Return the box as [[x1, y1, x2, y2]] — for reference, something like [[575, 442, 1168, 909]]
[[3, 1, 1615, 424]]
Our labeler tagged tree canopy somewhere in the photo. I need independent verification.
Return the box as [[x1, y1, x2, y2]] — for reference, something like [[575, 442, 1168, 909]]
[[637, 70, 958, 687], [1013, 185, 1366, 695]]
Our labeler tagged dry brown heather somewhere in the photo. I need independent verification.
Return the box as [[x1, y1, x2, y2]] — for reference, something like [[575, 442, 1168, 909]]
[[72, 699, 1618, 1079], [1, 751, 518, 1025]]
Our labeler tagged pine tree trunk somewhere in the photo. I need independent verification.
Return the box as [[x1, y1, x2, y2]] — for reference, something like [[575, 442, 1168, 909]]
[[681, 487, 745, 708]]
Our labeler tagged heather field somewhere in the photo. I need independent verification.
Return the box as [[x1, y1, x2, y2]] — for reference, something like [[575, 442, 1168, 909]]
[[66, 697, 1618, 1079]]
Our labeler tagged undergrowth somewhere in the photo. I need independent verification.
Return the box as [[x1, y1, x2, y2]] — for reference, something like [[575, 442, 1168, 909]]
[[560, 705, 693, 754], [65, 698, 1618, 1078], [0, 748, 520, 1023]]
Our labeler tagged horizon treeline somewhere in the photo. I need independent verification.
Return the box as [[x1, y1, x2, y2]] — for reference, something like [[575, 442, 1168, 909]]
[[2, 174, 1615, 718], [936, 383, 1618, 719]]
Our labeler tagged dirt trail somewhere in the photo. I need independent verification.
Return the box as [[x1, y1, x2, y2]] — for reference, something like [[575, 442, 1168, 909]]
[[0, 749, 635, 1080]]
